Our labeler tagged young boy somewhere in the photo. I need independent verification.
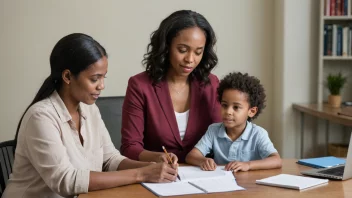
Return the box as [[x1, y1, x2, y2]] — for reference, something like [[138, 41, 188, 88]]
[[185, 72, 282, 172]]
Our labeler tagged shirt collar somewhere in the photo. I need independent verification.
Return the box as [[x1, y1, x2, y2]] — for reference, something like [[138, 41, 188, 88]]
[[78, 103, 87, 120], [241, 121, 252, 140], [49, 91, 87, 123], [218, 124, 228, 139], [218, 121, 252, 141]]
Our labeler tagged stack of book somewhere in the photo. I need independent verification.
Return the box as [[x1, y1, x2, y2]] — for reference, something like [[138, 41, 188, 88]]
[[324, 24, 352, 56], [324, 0, 348, 16]]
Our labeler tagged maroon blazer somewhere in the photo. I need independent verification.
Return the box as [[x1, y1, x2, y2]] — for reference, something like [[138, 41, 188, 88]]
[[120, 71, 221, 162]]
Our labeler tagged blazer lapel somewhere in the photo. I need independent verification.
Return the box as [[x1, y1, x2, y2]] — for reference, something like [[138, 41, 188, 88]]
[[183, 79, 203, 142], [154, 80, 183, 147]]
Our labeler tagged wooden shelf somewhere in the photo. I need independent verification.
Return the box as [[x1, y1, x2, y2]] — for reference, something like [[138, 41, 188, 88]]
[[292, 103, 352, 127], [323, 56, 352, 60], [323, 16, 352, 20], [317, 0, 352, 103]]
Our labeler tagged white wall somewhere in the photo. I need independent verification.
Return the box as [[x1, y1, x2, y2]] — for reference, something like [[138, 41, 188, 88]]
[[0, 0, 275, 142], [273, 0, 285, 156], [273, 0, 320, 158]]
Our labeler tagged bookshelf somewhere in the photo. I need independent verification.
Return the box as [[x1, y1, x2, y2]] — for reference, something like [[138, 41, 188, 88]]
[[319, 0, 352, 104]]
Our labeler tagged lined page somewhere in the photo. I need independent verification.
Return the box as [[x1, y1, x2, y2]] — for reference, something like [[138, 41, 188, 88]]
[[142, 182, 204, 197], [189, 175, 245, 193]]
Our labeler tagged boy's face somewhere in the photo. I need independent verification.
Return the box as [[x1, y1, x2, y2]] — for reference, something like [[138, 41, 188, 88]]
[[220, 89, 258, 130]]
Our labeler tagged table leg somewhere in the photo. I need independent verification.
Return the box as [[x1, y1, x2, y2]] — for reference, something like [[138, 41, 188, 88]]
[[301, 112, 305, 158], [326, 121, 330, 155]]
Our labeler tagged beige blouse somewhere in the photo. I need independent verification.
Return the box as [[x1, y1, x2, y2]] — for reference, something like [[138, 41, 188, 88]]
[[2, 91, 126, 198]]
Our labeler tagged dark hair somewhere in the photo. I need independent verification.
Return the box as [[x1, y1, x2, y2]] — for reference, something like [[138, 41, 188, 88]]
[[217, 72, 266, 121], [143, 10, 218, 84], [14, 33, 107, 149]]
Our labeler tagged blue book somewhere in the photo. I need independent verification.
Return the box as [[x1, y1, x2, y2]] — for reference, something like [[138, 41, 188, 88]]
[[324, 25, 328, 55], [337, 25, 343, 56], [297, 156, 345, 169]]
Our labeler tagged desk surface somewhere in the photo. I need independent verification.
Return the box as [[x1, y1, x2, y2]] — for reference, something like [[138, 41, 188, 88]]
[[79, 159, 352, 198], [293, 103, 352, 127]]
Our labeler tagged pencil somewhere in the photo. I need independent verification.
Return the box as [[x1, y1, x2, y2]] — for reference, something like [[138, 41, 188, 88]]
[[162, 146, 173, 164], [162, 146, 181, 181]]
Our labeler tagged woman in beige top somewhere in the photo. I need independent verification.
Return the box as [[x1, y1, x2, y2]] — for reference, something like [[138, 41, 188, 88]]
[[2, 33, 178, 198]]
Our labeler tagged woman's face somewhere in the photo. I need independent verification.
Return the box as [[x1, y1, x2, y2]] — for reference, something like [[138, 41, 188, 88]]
[[168, 27, 206, 78], [68, 56, 108, 105]]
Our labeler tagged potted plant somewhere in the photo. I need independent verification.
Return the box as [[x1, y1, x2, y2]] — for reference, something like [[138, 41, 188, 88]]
[[326, 72, 347, 108]]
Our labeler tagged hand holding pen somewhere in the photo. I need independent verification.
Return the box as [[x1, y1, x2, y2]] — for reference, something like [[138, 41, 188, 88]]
[[159, 146, 179, 166], [162, 146, 180, 180]]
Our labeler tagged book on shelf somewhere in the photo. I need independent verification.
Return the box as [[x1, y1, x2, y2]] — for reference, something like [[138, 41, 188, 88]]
[[324, 24, 333, 55], [324, 24, 352, 57], [325, 0, 348, 16]]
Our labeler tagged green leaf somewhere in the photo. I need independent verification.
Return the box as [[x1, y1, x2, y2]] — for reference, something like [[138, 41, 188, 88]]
[[326, 72, 347, 95]]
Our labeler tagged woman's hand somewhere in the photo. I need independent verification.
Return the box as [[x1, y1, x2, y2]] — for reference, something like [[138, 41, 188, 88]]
[[200, 158, 217, 171], [225, 161, 250, 172], [158, 153, 178, 168], [139, 162, 178, 183]]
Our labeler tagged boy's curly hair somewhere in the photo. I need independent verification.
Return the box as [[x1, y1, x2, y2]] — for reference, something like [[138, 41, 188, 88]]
[[217, 72, 266, 121]]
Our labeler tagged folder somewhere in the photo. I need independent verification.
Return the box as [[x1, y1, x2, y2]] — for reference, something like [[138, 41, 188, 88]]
[[297, 156, 345, 168]]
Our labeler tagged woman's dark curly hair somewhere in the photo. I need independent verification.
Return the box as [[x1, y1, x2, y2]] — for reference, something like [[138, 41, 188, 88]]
[[142, 10, 218, 84], [217, 72, 266, 121]]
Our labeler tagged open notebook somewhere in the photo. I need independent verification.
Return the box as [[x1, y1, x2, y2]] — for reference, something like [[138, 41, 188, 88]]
[[142, 166, 245, 196]]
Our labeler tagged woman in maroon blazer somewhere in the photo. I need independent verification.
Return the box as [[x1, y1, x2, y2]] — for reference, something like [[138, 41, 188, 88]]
[[121, 10, 221, 163]]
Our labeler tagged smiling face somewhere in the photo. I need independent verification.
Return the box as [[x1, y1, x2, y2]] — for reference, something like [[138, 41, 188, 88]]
[[220, 89, 257, 131], [67, 56, 108, 105], [168, 27, 206, 77]]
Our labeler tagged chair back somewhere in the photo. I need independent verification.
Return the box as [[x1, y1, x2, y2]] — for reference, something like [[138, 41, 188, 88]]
[[0, 140, 15, 195], [95, 96, 125, 150]]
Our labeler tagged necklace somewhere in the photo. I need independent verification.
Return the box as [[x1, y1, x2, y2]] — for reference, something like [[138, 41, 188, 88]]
[[169, 82, 188, 95]]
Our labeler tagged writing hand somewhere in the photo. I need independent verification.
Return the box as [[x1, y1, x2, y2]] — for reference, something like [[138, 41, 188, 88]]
[[140, 162, 178, 183]]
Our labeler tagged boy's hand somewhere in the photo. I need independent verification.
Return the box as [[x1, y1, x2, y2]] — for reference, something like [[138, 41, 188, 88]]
[[225, 161, 250, 172], [200, 158, 217, 171]]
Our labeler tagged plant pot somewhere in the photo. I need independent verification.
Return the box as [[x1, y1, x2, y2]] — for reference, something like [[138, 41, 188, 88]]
[[328, 95, 341, 108]]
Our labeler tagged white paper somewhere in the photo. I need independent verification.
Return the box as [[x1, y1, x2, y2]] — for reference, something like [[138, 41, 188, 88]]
[[142, 166, 245, 196], [189, 177, 245, 193], [177, 166, 226, 181], [142, 182, 204, 197], [256, 174, 329, 190]]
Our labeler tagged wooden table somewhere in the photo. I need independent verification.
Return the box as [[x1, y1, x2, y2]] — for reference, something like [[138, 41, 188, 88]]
[[79, 159, 352, 198], [292, 103, 352, 158]]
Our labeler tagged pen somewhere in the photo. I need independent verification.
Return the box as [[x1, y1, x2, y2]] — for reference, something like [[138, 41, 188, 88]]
[[162, 146, 181, 181]]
